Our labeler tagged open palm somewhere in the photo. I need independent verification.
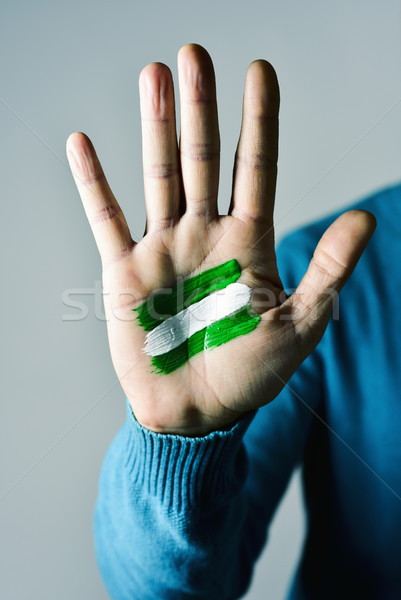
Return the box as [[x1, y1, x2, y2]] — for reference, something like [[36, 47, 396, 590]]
[[67, 44, 375, 435]]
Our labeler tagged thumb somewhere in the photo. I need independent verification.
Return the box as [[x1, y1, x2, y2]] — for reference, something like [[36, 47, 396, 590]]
[[284, 209, 376, 352]]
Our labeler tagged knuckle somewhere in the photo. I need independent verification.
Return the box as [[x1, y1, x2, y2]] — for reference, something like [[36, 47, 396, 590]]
[[92, 205, 119, 226], [312, 249, 347, 280], [145, 163, 179, 180], [235, 152, 277, 172], [180, 142, 220, 162]]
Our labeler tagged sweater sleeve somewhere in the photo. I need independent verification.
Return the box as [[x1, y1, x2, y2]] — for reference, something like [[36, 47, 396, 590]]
[[94, 230, 324, 600]]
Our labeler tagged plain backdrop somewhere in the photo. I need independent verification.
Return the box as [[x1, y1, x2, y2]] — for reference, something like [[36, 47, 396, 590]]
[[1, 1, 401, 598]]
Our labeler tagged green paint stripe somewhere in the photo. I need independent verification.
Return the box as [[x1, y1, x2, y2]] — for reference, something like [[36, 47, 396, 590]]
[[150, 305, 261, 375], [133, 259, 241, 332]]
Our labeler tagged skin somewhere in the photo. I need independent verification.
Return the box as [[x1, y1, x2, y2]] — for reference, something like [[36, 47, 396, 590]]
[[66, 44, 376, 436]]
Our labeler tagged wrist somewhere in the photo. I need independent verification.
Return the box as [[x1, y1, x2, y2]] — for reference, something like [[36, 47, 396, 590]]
[[133, 408, 247, 437], [124, 399, 257, 509]]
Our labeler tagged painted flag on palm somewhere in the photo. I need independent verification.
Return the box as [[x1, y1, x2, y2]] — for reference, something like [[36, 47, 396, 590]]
[[133, 259, 261, 375]]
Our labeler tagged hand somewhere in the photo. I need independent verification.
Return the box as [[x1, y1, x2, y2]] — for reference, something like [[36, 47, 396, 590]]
[[66, 44, 375, 436]]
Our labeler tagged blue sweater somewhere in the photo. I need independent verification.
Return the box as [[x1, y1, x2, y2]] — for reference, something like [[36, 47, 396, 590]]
[[94, 183, 401, 599]]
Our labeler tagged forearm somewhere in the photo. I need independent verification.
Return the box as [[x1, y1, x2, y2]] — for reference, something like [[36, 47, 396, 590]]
[[94, 343, 321, 600], [94, 402, 262, 600]]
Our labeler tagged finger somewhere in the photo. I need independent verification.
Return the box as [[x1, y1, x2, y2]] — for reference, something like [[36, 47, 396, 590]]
[[230, 60, 279, 226], [178, 44, 220, 221], [283, 210, 376, 348], [66, 132, 133, 263], [139, 63, 180, 233]]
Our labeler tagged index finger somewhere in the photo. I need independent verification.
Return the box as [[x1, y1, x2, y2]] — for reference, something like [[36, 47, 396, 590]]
[[230, 60, 279, 227]]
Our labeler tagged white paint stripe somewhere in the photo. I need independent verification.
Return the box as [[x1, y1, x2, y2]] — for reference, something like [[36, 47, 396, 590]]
[[144, 282, 252, 357]]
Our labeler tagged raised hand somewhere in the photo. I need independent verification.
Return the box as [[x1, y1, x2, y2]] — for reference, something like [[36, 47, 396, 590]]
[[66, 44, 375, 436]]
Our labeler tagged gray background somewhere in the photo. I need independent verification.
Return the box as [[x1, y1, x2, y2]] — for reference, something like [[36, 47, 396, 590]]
[[1, 0, 401, 598]]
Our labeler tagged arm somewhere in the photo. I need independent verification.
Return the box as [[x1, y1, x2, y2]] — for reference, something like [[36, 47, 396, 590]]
[[94, 232, 323, 600], [67, 43, 375, 599], [95, 356, 322, 600]]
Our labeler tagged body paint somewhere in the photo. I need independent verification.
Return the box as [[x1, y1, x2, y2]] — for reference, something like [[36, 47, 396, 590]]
[[150, 306, 261, 375], [133, 259, 241, 331], [144, 282, 252, 356], [133, 259, 261, 375]]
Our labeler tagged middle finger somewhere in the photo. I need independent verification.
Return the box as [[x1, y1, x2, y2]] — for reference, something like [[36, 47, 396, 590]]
[[178, 44, 220, 222]]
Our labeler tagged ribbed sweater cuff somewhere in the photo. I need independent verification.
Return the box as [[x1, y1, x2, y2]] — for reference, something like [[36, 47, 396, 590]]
[[124, 400, 256, 511]]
